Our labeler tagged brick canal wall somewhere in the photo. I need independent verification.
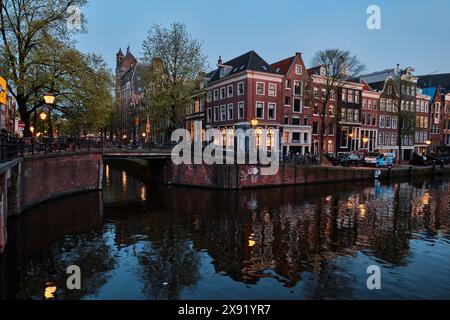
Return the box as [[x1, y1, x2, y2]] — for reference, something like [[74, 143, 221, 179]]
[[0, 152, 103, 253], [20, 152, 103, 212], [164, 162, 450, 189]]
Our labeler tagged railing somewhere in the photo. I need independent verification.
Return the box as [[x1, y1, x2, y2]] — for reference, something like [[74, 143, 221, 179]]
[[0, 135, 174, 163]]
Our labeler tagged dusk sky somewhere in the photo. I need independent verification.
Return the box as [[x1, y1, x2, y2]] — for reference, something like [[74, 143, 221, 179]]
[[75, 0, 450, 75]]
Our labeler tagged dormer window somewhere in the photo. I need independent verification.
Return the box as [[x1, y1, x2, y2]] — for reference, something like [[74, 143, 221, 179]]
[[295, 65, 303, 75], [219, 68, 226, 79]]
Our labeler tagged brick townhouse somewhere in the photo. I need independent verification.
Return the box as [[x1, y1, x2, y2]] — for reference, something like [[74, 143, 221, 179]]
[[444, 93, 450, 147], [307, 66, 338, 155], [360, 66, 417, 160], [361, 81, 380, 152], [203, 51, 283, 150], [271, 52, 311, 155], [415, 91, 431, 154], [422, 86, 443, 152]]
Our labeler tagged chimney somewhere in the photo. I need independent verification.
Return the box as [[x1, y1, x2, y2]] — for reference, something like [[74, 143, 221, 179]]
[[218, 56, 223, 65], [396, 64, 400, 72]]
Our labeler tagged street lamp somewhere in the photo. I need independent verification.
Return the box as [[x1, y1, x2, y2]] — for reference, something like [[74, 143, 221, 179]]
[[251, 119, 259, 129], [43, 93, 55, 138], [39, 112, 47, 121]]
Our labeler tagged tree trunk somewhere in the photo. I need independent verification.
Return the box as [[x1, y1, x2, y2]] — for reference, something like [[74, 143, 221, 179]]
[[319, 115, 326, 164], [18, 102, 32, 137]]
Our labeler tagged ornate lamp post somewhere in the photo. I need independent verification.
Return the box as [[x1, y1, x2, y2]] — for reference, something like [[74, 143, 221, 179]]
[[43, 93, 55, 138]]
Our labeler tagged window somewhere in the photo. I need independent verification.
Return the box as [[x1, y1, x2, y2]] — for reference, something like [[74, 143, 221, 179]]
[[238, 82, 245, 95], [312, 122, 319, 135], [386, 99, 392, 112], [342, 89, 347, 102], [227, 85, 233, 98], [213, 90, 219, 101], [238, 102, 245, 119], [391, 133, 397, 146], [293, 98, 302, 113], [328, 123, 334, 136], [285, 96, 291, 106], [284, 116, 289, 125], [380, 98, 386, 111], [256, 82, 265, 95], [285, 79, 292, 89], [294, 81, 302, 96], [220, 87, 226, 100], [220, 105, 226, 121], [207, 108, 212, 123], [207, 92, 212, 103], [355, 91, 360, 104], [340, 128, 349, 148], [328, 105, 335, 117], [303, 116, 309, 126], [256, 102, 264, 119], [292, 117, 301, 126], [227, 104, 233, 120], [387, 86, 393, 95], [354, 109, 360, 122], [268, 103, 276, 120], [379, 115, 385, 128], [392, 117, 398, 129], [214, 107, 219, 122], [303, 132, 309, 144], [330, 90, 336, 101], [385, 116, 391, 128], [292, 132, 301, 143], [268, 83, 277, 97], [348, 90, 354, 103], [385, 132, 390, 145], [295, 64, 303, 75], [372, 113, 377, 126], [363, 99, 367, 109], [378, 132, 385, 145]]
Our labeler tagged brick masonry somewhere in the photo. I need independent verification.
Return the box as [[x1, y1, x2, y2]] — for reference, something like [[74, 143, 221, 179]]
[[164, 161, 449, 189], [20, 152, 103, 212]]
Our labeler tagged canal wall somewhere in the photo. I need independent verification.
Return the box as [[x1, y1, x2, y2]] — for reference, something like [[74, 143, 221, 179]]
[[0, 152, 103, 253], [164, 162, 450, 189]]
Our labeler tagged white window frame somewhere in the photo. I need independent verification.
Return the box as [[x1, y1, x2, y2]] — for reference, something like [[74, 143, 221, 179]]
[[227, 85, 234, 98], [295, 64, 303, 75], [268, 103, 276, 120], [220, 105, 226, 121], [238, 101, 245, 119], [213, 89, 219, 102], [255, 101, 264, 119], [213, 106, 219, 122], [220, 87, 226, 100], [227, 103, 233, 121], [237, 82, 245, 96], [268, 83, 277, 97], [256, 82, 265, 95], [293, 97, 302, 113]]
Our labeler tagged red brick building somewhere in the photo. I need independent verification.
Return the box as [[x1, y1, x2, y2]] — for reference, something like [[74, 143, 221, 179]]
[[361, 81, 380, 152], [422, 86, 443, 151], [204, 51, 283, 150], [271, 53, 311, 155], [415, 92, 430, 154], [444, 93, 450, 147]]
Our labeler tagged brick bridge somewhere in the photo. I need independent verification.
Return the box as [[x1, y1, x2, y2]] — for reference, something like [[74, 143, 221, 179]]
[[0, 148, 172, 253]]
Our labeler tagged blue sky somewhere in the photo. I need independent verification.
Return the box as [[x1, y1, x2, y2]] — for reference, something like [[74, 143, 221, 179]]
[[75, 0, 450, 75]]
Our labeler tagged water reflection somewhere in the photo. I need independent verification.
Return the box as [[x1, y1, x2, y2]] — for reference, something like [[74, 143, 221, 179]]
[[1, 167, 450, 300]]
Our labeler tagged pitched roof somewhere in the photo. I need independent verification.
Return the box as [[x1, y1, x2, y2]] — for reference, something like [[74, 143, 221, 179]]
[[208, 50, 277, 84], [359, 68, 397, 84], [271, 56, 295, 75]]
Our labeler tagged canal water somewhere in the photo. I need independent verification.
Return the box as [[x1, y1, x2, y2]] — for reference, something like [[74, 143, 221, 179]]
[[1, 165, 450, 300]]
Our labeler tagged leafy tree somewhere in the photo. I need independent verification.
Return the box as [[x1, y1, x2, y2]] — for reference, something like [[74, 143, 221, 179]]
[[0, 0, 88, 136], [142, 22, 206, 143], [310, 49, 366, 162]]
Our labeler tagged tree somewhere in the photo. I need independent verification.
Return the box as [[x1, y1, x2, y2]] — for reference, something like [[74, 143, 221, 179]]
[[142, 22, 206, 143], [310, 49, 366, 163], [0, 0, 87, 136]]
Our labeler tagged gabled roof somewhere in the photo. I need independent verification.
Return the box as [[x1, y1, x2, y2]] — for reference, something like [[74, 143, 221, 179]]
[[271, 56, 295, 75], [361, 80, 374, 91], [208, 50, 277, 84]]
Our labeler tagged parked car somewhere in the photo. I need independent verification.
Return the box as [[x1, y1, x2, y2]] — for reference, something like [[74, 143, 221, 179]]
[[340, 154, 364, 167], [364, 153, 394, 167], [428, 154, 450, 165], [329, 154, 347, 166], [410, 153, 429, 166]]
